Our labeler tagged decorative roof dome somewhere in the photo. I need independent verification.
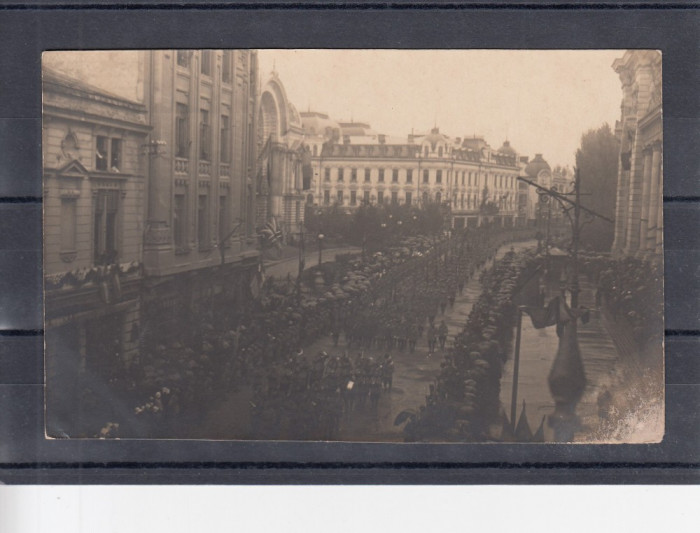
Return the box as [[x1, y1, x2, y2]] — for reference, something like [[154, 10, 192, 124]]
[[338, 122, 377, 137], [300, 111, 340, 138], [424, 127, 447, 145], [524, 153, 551, 178], [497, 140, 517, 156]]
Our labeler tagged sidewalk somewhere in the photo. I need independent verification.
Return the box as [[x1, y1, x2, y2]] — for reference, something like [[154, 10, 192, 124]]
[[499, 276, 620, 441]]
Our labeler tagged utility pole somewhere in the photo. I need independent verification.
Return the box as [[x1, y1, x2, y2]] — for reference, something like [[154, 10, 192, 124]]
[[298, 220, 306, 278], [570, 170, 581, 309], [516, 169, 612, 442]]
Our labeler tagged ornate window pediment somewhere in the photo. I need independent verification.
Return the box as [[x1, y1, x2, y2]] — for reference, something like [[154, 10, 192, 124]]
[[56, 158, 89, 179]]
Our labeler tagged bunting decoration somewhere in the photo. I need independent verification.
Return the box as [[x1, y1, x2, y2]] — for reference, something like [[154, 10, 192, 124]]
[[514, 400, 533, 442]]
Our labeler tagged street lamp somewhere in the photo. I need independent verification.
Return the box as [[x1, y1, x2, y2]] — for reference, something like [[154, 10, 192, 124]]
[[298, 219, 306, 279], [317, 233, 325, 266]]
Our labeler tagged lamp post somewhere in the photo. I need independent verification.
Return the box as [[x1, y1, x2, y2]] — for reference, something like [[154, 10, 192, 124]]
[[317, 232, 325, 266], [298, 219, 306, 279], [516, 169, 613, 441]]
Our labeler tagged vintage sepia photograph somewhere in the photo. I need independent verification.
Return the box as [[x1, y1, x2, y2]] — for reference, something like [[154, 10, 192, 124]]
[[43, 49, 663, 443]]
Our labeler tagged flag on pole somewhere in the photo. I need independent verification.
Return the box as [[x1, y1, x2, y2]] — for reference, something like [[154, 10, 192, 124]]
[[500, 410, 515, 442], [514, 400, 533, 442], [521, 296, 560, 329], [260, 217, 284, 249], [531, 415, 546, 443]]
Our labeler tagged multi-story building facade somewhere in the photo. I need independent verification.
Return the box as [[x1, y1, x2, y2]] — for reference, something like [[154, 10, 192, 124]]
[[143, 49, 258, 274], [611, 50, 662, 261], [300, 115, 521, 228], [43, 67, 151, 392], [522, 153, 554, 226], [43, 50, 262, 376], [139, 49, 261, 342], [256, 72, 307, 237]]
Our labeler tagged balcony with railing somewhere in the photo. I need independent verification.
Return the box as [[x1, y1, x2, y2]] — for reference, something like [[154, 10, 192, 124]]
[[174, 158, 189, 174], [198, 160, 211, 176]]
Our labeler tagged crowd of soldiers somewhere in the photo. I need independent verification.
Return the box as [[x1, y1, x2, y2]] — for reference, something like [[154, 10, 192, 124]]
[[249, 349, 395, 440], [119, 226, 533, 439], [244, 228, 511, 439], [582, 252, 663, 354], [402, 248, 539, 442], [336, 238, 498, 359]]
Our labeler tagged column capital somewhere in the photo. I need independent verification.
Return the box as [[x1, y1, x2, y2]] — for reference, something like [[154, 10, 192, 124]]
[[651, 139, 662, 152]]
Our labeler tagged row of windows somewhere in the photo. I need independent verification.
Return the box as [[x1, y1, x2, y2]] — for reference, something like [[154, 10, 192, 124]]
[[322, 167, 517, 188], [175, 103, 231, 163], [321, 190, 455, 206], [322, 189, 414, 207], [176, 50, 233, 84], [319, 189, 518, 211], [173, 193, 230, 251], [59, 190, 233, 266]]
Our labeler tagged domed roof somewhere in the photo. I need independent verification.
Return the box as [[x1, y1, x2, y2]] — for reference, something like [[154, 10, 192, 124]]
[[524, 153, 551, 178], [338, 121, 377, 137], [424, 127, 447, 145], [497, 140, 517, 156], [301, 111, 340, 138]]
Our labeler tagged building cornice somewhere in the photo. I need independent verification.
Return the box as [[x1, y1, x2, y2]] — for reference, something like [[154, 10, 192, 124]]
[[43, 106, 152, 134], [43, 77, 146, 114]]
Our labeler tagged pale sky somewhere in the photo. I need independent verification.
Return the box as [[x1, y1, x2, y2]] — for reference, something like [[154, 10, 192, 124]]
[[258, 50, 624, 168]]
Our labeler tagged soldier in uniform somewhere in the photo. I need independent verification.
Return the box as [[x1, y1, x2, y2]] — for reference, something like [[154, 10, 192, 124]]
[[438, 320, 449, 351], [427, 323, 437, 357], [407, 323, 418, 353]]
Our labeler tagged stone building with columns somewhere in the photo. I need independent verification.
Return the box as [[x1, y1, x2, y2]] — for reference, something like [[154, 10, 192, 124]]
[[256, 72, 307, 237], [300, 114, 521, 228], [611, 50, 662, 261], [142, 50, 259, 277], [43, 50, 262, 374], [42, 67, 151, 426]]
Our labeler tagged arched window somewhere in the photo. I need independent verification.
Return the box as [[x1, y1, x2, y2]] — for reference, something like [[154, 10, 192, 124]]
[[422, 191, 429, 205], [424, 146, 429, 158], [435, 191, 442, 204], [313, 145, 318, 157], [438, 146, 443, 157]]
